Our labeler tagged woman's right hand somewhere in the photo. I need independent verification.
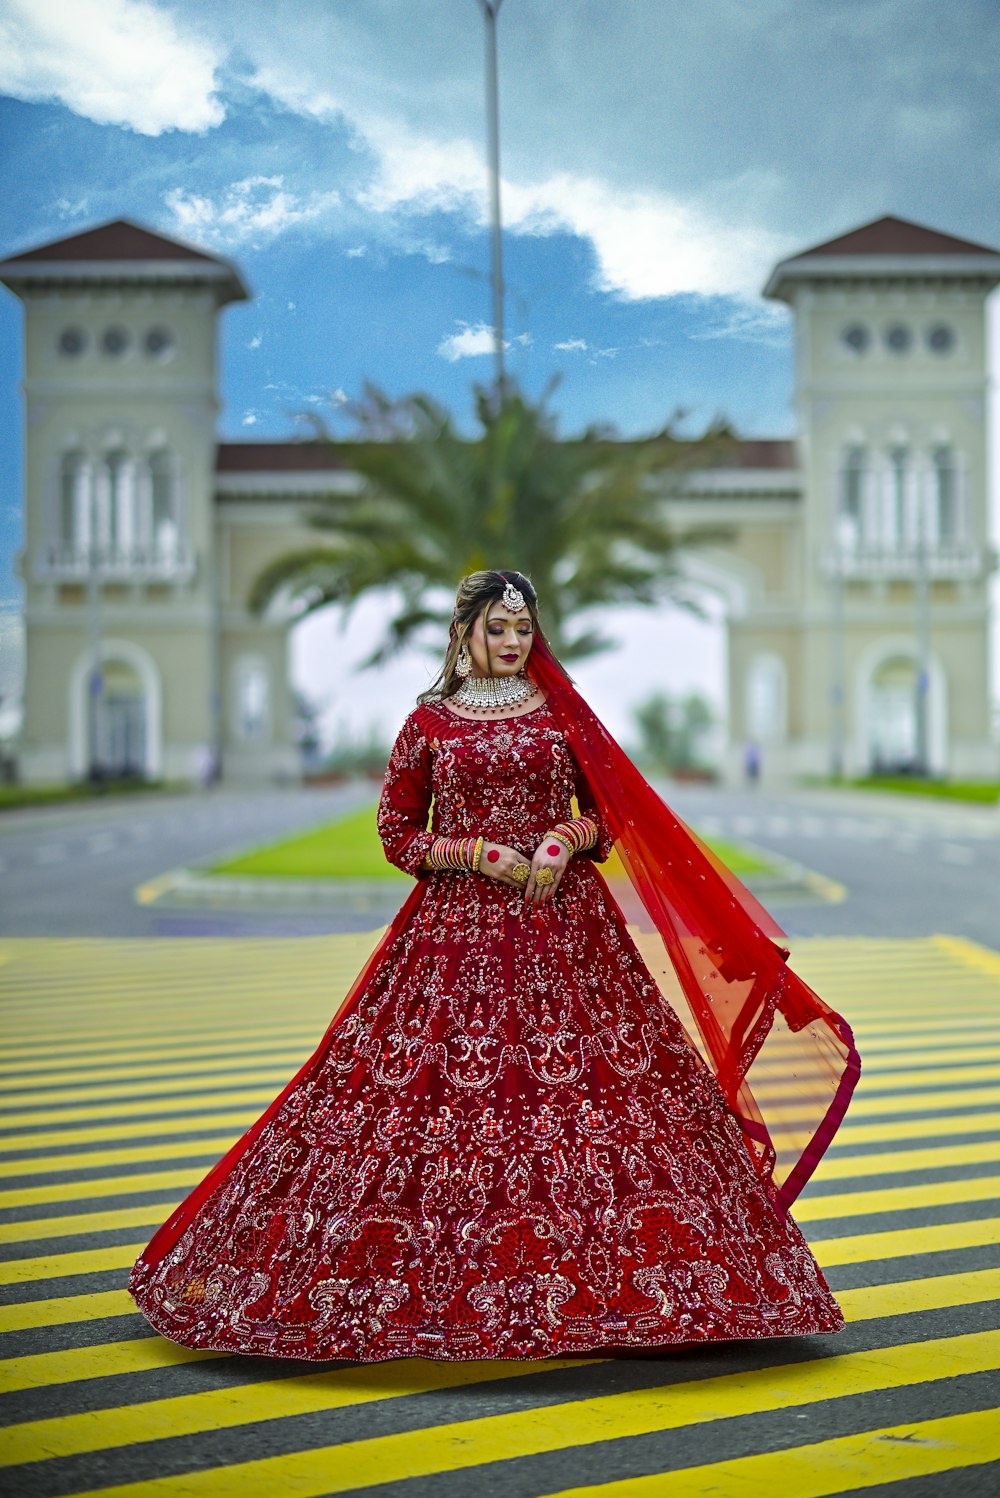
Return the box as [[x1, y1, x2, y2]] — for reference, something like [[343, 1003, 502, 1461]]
[[478, 842, 530, 887]]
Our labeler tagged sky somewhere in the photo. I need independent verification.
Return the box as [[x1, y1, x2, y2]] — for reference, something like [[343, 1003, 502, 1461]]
[[1, 0, 999, 747]]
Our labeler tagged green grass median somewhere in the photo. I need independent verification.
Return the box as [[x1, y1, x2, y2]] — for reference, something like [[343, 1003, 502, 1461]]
[[803, 775, 1000, 804], [208, 803, 777, 881]]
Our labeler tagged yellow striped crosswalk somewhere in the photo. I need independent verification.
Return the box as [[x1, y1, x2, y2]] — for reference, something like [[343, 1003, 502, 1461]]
[[1, 930, 999, 1496]]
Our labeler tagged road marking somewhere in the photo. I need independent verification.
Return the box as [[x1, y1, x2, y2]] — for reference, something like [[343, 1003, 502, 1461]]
[[54, 1334, 1000, 1498], [548, 1408, 1000, 1497], [1, 932, 999, 1493], [33, 844, 69, 864], [0, 1288, 133, 1333]]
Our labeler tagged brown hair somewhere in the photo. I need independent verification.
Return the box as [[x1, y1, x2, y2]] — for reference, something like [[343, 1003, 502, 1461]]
[[417, 569, 565, 704]]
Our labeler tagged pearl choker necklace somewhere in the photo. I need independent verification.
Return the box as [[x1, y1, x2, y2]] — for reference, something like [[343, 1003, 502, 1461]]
[[450, 670, 534, 712]]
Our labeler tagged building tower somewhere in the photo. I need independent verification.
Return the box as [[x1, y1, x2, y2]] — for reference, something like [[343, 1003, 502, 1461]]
[[761, 216, 1000, 777], [0, 219, 248, 784]]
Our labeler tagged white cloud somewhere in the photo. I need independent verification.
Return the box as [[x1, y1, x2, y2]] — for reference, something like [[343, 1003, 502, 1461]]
[[507, 169, 792, 302], [436, 322, 508, 362], [241, 410, 259, 426], [555, 338, 589, 352], [0, 0, 224, 135], [247, 333, 263, 350], [687, 301, 792, 347], [247, 62, 792, 301], [345, 246, 367, 258], [243, 38, 794, 302], [164, 175, 340, 245], [894, 103, 966, 144]]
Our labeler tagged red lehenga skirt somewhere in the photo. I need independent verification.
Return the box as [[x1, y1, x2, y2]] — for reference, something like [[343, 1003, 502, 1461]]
[[128, 854, 843, 1363]]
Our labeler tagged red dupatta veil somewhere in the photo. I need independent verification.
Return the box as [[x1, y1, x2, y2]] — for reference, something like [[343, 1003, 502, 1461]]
[[526, 631, 860, 1209]]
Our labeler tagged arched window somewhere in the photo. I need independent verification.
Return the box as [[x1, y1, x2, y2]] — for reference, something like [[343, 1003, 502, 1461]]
[[58, 450, 88, 549], [887, 447, 910, 550], [148, 449, 178, 557], [931, 446, 958, 545], [233, 657, 271, 743], [101, 448, 132, 552], [745, 653, 787, 744], [839, 446, 867, 549]]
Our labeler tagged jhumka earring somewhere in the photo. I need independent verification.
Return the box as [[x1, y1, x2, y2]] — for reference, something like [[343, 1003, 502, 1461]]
[[456, 643, 472, 678]]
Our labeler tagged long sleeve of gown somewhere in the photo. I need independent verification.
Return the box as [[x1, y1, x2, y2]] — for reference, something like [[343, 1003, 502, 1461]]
[[377, 712, 436, 876], [572, 760, 615, 862]]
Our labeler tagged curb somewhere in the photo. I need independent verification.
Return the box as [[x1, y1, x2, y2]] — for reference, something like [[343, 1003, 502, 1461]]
[[721, 839, 847, 906], [135, 850, 844, 913], [134, 866, 410, 911]]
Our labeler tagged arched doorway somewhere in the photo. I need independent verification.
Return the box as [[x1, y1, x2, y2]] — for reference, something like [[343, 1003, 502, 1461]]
[[857, 643, 948, 776], [69, 639, 162, 781], [99, 659, 147, 776], [867, 655, 917, 771]]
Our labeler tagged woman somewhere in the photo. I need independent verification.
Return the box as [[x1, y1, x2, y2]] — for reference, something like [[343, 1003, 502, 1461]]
[[129, 569, 859, 1362]]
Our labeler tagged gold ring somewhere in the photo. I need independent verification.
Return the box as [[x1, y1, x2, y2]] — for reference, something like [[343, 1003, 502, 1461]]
[[511, 862, 531, 885], [535, 867, 555, 887]]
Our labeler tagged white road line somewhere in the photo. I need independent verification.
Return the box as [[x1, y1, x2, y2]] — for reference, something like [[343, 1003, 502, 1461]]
[[34, 845, 68, 864], [796, 817, 827, 838]]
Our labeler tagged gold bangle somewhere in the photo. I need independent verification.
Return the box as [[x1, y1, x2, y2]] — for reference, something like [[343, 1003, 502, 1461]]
[[472, 834, 484, 872]]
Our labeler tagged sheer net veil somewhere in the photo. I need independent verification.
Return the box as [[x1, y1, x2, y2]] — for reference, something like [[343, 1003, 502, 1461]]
[[526, 629, 860, 1208]]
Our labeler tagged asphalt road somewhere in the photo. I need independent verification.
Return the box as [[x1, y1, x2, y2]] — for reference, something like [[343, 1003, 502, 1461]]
[[0, 783, 375, 938], [1, 777, 999, 946], [671, 780, 1000, 948]]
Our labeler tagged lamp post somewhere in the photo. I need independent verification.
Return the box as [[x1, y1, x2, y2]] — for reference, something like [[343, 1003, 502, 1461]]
[[829, 514, 851, 780], [913, 466, 932, 776], [476, 0, 506, 401], [86, 467, 105, 783]]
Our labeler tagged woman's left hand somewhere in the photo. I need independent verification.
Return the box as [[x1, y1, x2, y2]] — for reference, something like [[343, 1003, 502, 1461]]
[[524, 834, 570, 907]]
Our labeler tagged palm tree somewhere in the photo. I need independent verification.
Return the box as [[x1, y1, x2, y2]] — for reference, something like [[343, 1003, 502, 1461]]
[[248, 378, 739, 664]]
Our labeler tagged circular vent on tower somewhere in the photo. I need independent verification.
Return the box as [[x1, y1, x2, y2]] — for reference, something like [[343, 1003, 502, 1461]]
[[144, 326, 175, 360], [841, 323, 870, 354], [884, 323, 912, 355], [57, 327, 88, 358], [101, 326, 131, 358], [926, 323, 955, 355]]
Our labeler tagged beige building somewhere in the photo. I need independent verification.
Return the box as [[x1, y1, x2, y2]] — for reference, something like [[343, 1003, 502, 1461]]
[[1, 213, 999, 784]]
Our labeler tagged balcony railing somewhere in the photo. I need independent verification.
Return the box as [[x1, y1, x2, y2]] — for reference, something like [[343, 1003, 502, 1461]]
[[821, 541, 994, 582], [35, 542, 196, 582]]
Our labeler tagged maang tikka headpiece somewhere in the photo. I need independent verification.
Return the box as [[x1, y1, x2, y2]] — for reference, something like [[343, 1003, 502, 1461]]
[[500, 576, 526, 612]]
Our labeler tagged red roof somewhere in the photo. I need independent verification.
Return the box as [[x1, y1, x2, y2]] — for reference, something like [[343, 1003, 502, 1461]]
[[727, 439, 796, 469], [216, 437, 798, 474], [216, 442, 352, 472], [2, 218, 224, 266], [796, 215, 1000, 259]]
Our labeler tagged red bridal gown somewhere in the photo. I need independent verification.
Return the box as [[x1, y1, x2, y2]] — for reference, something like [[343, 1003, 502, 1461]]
[[129, 698, 843, 1361]]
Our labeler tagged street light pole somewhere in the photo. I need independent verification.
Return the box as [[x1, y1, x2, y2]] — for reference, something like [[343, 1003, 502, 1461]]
[[914, 466, 932, 776], [830, 515, 850, 780], [86, 467, 104, 783], [477, 0, 506, 402]]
